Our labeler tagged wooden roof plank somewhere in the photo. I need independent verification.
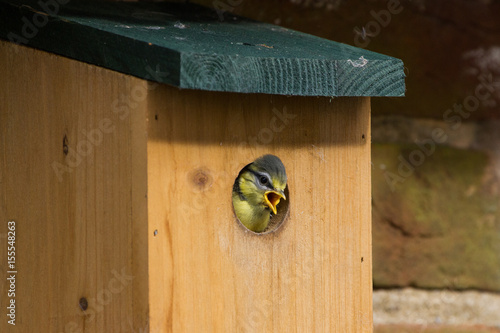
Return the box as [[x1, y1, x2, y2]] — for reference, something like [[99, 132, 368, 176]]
[[0, 0, 405, 96]]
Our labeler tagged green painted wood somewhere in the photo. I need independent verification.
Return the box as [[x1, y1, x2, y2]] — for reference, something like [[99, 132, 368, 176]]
[[0, 0, 405, 96]]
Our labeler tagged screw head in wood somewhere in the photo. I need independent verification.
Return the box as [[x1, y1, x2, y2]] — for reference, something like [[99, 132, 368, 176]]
[[79, 297, 88, 311]]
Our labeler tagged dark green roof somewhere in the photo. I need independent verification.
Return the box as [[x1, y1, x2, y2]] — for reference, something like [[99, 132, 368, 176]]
[[0, 0, 405, 96]]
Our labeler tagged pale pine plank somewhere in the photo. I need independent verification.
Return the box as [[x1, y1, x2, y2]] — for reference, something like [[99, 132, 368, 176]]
[[147, 86, 372, 332], [0, 41, 149, 333]]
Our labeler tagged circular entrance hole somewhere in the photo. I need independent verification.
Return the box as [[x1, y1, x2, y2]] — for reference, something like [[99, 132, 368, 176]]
[[231, 155, 290, 234]]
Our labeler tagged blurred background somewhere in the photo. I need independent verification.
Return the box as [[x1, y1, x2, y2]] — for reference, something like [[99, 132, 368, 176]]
[[188, 0, 500, 332]]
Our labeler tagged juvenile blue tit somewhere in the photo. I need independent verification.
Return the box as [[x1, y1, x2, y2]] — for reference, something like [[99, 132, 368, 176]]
[[232, 154, 287, 232]]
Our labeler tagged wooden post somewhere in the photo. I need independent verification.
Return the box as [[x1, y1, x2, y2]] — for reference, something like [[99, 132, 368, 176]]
[[0, 1, 404, 332]]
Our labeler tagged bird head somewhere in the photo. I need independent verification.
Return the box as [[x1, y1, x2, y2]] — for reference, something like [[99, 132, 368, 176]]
[[236, 154, 287, 214]]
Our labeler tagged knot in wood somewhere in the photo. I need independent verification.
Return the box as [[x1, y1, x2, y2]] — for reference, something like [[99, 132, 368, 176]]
[[189, 168, 213, 192], [63, 135, 69, 155]]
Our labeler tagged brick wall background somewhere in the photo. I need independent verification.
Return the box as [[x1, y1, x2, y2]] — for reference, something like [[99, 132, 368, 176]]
[[191, 0, 500, 331]]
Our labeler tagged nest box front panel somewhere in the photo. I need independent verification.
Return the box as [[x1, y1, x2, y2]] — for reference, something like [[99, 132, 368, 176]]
[[147, 85, 372, 332]]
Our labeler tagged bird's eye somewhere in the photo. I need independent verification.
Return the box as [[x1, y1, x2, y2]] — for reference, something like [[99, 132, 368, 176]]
[[259, 176, 269, 185]]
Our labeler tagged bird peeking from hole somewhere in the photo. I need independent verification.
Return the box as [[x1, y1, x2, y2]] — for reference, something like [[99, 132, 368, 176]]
[[232, 154, 287, 233]]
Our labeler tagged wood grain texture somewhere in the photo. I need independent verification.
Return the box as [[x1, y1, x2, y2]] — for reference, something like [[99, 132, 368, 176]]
[[0, 37, 373, 332], [0, 0, 404, 97], [0, 41, 149, 332], [147, 86, 373, 332]]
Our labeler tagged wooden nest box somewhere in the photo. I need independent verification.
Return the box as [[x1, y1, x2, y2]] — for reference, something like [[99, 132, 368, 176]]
[[0, 1, 404, 332]]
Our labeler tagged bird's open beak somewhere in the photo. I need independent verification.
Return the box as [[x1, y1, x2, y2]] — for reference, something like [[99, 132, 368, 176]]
[[264, 190, 286, 215]]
